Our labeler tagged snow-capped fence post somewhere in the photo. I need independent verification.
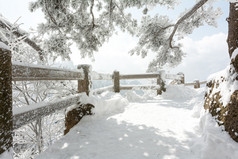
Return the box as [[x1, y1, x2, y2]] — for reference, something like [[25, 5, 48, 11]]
[[113, 71, 120, 93], [194, 80, 200, 89], [0, 47, 13, 154], [77, 64, 92, 95], [64, 64, 93, 135], [177, 72, 185, 84]]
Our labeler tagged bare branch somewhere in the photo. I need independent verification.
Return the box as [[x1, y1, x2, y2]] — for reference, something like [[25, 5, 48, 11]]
[[14, 85, 30, 105]]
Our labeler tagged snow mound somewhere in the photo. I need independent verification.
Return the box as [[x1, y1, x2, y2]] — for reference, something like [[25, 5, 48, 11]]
[[0, 42, 10, 50], [0, 149, 13, 159], [162, 85, 198, 100], [191, 111, 238, 159], [89, 92, 129, 117], [124, 91, 144, 102]]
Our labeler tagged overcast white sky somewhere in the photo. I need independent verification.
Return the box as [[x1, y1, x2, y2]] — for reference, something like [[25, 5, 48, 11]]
[[0, 0, 230, 82]]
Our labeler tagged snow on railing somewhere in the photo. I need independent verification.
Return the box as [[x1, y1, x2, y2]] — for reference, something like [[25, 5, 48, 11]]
[[12, 62, 84, 81], [11, 64, 90, 130], [13, 94, 86, 129]]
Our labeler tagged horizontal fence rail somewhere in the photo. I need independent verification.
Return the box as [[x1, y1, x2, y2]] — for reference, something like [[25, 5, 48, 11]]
[[184, 80, 206, 88], [119, 73, 160, 79], [120, 85, 160, 90], [13, 94, 84, 130], [119, 73, 183, 80], [200, 81, 207, 85], [92, 71, 112, 80], [12, 62, 84, 81], [112, 71, 168, 95], [92, 86, 114, 94]]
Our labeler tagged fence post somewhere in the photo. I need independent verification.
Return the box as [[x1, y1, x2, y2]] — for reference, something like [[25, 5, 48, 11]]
[[113, 71, 120, 93], [157, 75, 166, 95], [64, 64, 92, 135], [177, 72, 185, 84], [77, 64, 92, 95], [194, 80, 200, 89], [0, 47, 13, 154]]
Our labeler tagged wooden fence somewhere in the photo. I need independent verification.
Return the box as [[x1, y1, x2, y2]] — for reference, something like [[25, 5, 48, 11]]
[[0, 47, 206, 155], [184, 80, 206, 88], [0, 48, 91, 154]]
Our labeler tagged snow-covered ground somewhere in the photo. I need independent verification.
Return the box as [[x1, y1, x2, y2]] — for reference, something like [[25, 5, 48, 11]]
[[32, 85, 238, 159], [2, 85, 238, 159]]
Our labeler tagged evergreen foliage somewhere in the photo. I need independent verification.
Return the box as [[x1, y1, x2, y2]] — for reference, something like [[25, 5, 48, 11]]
[[29, 0, 221, 70]]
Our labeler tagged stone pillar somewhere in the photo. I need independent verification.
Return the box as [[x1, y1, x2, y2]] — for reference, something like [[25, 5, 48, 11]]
[[113, 71, 120, 93], [0, 48, 12, 154]]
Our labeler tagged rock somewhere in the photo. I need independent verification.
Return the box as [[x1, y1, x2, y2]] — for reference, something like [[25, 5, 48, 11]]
[[204, 78, 238, 142], [225, 90, 238, 142], [64, 103, 94, 135]]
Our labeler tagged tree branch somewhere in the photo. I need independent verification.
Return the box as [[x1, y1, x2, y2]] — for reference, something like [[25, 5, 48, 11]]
[[90, 0, 95, 29], [109, 0, 113, 26], [168, 0, 208, 48], [44, 0, 64, 35], [0, 19, 44, 61]]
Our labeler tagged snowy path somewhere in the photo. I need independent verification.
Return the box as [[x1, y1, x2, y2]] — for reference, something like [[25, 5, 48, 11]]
[[37, 86, 203, 159]]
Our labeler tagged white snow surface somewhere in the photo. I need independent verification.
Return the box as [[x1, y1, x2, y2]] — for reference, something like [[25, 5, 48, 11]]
[[231, 48, 238, 60], [30, 85, 238, 159], [0, 41, 10, 50], [2, 86, 238, 159]]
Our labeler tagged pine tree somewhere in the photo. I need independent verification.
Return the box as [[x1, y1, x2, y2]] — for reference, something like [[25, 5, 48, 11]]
[[30, 0, 221, 70]]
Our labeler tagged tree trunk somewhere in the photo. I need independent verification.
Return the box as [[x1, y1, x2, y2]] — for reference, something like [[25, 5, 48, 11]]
[[227, 2, 238, 58]]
